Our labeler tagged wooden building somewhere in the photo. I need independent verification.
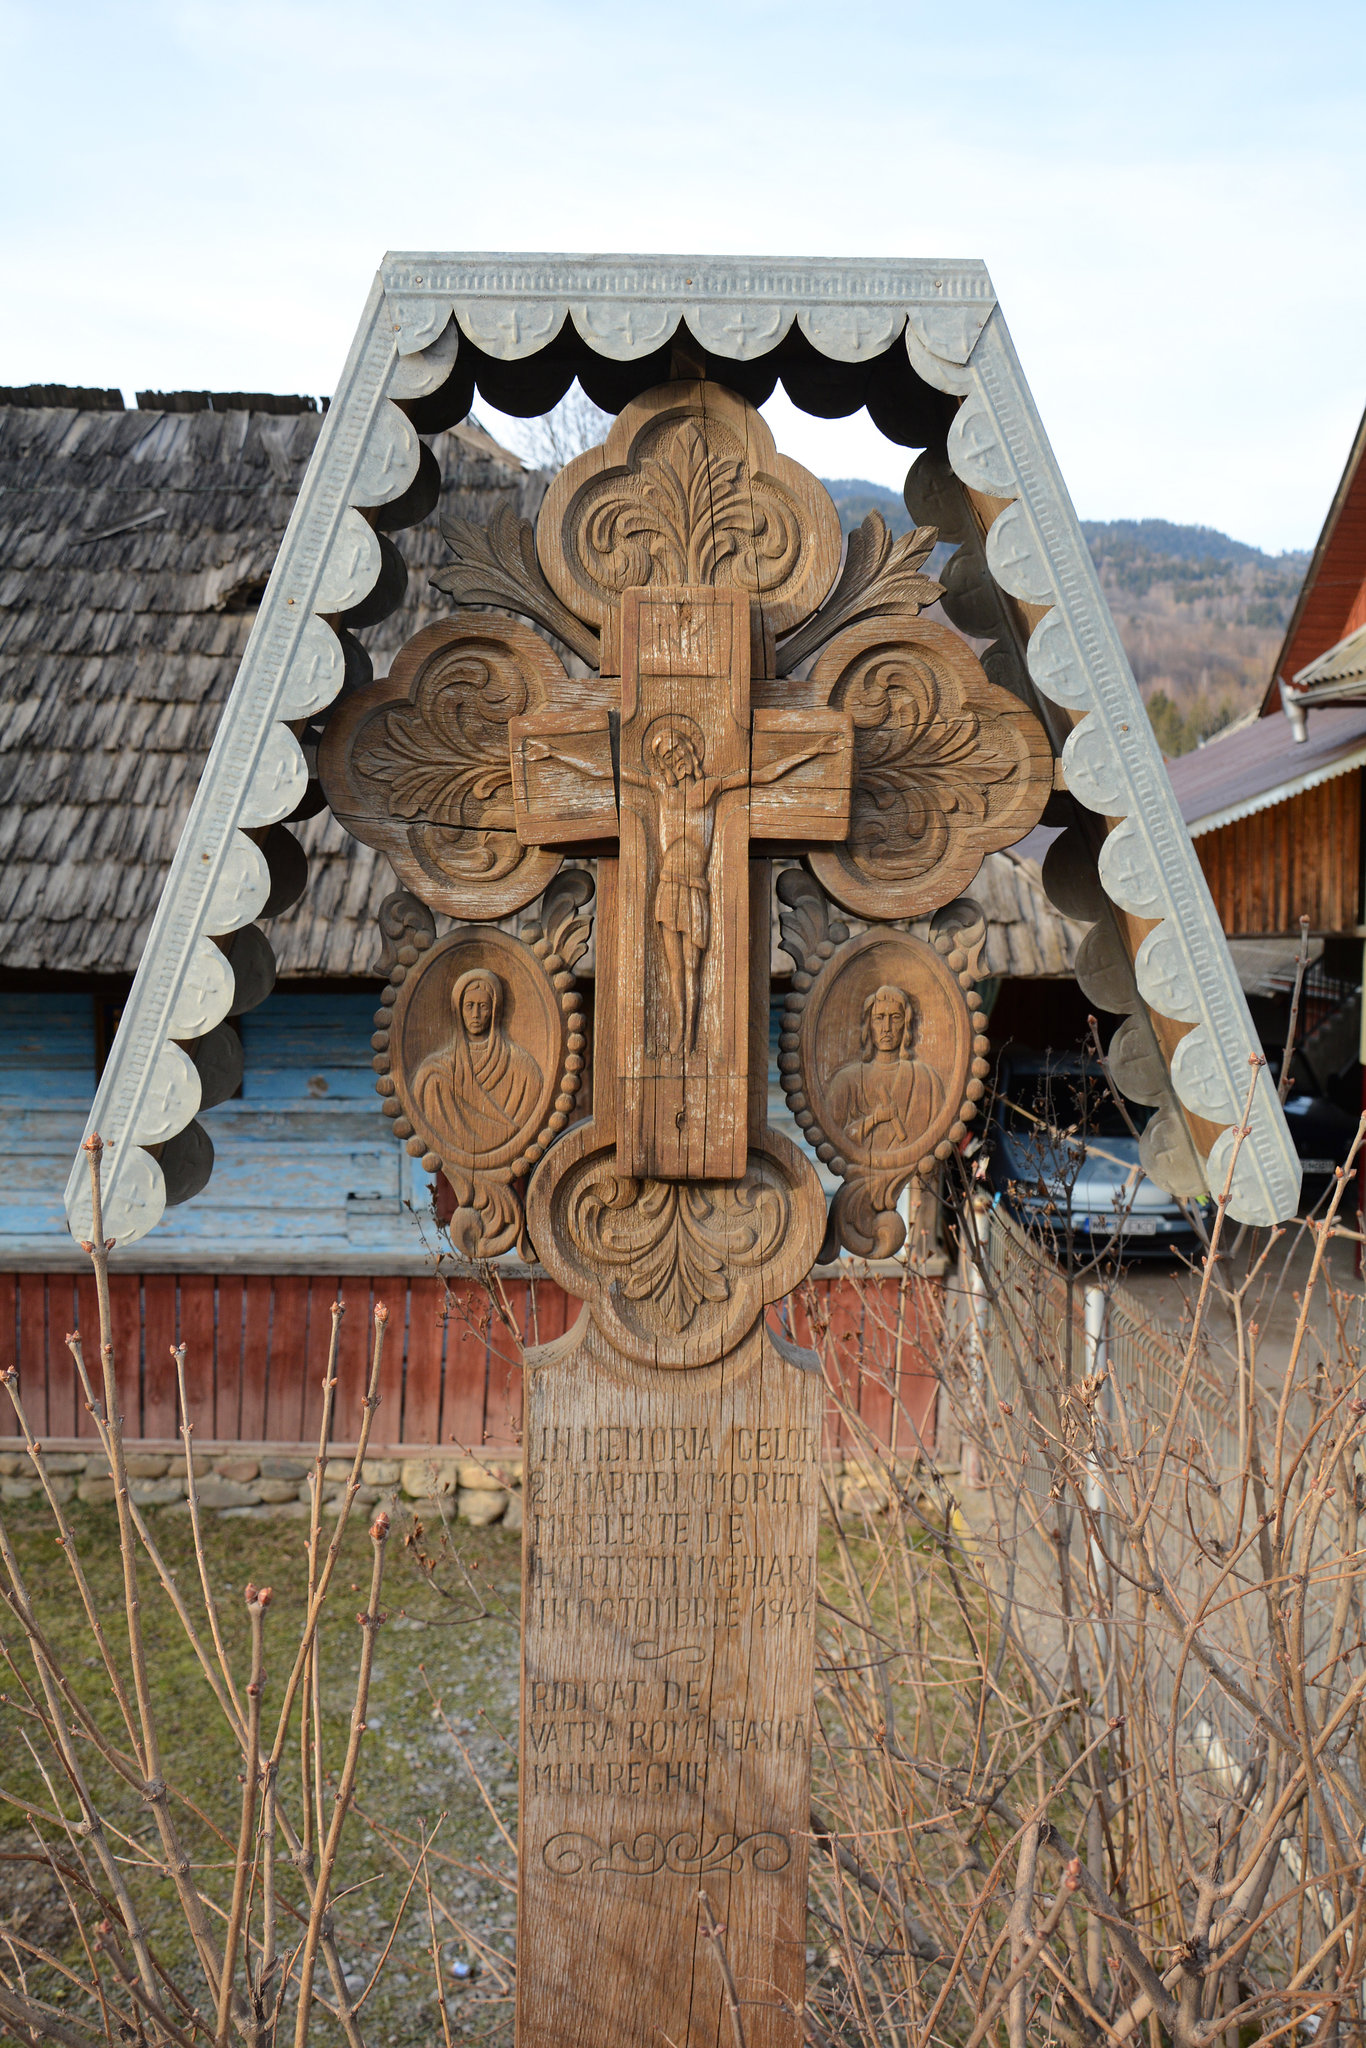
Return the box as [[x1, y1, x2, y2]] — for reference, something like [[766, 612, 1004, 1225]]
[[1155, 404, 1366, 1120]]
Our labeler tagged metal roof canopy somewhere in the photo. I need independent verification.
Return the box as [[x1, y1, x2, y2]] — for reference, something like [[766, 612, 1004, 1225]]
[[1166, 703, 1366, 836], [63, 253, 1301, 1240]]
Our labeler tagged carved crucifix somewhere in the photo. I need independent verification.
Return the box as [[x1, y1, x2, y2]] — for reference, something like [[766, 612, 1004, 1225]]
[[510, 583, 852, 1179], [318, 377, 1053, 2045]]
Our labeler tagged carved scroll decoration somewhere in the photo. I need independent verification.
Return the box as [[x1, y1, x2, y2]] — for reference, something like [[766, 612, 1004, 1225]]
[[371, 873, 593, 1258], [777, 871, 990, 1258], [804, 617, 1054, 920], [527, 1122, 826, 1368], [317, 616, 569, 919], [536, 382, 842, 668]]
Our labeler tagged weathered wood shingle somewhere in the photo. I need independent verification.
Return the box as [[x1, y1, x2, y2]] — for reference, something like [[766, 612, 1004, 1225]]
[[0, 399, 542, 977]]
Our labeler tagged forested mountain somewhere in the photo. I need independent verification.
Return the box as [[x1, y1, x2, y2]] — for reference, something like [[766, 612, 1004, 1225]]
[[820, 484, 1311, 756]]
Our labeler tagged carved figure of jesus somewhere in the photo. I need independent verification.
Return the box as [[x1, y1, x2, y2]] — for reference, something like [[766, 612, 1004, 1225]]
[[527, 719, 842, 1054], [628, 720, 845, 1052], [828, 983, 945, 1153]]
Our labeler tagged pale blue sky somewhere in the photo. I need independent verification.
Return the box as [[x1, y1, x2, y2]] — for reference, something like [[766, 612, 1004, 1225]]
[[3, 0, 1363, 551]]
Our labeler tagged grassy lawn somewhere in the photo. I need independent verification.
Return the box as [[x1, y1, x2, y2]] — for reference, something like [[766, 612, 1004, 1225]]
[[1, 1494, 523, 2045], [1, 1477, 989, 2048]]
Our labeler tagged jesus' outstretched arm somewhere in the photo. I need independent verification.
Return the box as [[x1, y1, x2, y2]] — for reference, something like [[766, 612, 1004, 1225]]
[[523, 735, 616, 782], [745, 731, 844, 789]]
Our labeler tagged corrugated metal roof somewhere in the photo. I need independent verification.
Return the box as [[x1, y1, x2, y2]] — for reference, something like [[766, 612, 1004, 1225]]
[[1163, 704, 1366, 835]]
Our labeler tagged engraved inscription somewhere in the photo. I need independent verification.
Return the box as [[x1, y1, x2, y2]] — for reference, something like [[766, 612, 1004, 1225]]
[[517, 1318, 820, 2047], [541, 1830, 791, 1877]]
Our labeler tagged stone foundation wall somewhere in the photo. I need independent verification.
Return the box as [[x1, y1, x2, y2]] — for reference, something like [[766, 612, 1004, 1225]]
[[0, 1448, 527, 1528], [0, 1447, 909, 1524]]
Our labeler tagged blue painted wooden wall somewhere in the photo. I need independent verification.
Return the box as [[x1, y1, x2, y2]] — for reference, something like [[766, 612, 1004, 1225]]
[[0, 991, 435, 1271]]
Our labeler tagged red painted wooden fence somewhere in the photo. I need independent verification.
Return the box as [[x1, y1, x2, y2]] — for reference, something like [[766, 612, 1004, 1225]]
[[0, 1271, 938, 1455]]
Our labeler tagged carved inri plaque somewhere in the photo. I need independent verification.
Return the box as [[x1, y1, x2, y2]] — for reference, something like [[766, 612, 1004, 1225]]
[[315, 375, 1053, 2046]]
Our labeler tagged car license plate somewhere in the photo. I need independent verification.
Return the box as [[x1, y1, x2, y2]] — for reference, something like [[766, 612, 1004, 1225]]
[[1084, 1213, 1159, 1236]]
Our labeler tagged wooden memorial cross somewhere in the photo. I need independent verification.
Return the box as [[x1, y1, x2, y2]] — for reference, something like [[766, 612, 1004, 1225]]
[[318, 376, 1054, 2045]]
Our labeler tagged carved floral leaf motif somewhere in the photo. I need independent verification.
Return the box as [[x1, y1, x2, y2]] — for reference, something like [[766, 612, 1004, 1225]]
[[356, 649, 525, 827], [432, 503, 600, 665], [577, 417, 805, 598], [565, 1163, 789, 1332], [317, 617, 566, 920], [777, 513, 944, 674], [536, 381, 843, 647], [842, 649, 1016, 882], [806, 616, 1053, 920]]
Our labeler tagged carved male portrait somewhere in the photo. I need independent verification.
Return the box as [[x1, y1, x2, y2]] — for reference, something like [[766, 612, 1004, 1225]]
[[798, 931, 974, 1172], [412, 967, 543, 1154], [827, 983, 946, 1156]]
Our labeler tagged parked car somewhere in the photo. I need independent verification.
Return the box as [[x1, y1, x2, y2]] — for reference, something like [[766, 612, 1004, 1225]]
[[1280, 1090, 1358, 1210], [984, 1052, 1204, 1258]]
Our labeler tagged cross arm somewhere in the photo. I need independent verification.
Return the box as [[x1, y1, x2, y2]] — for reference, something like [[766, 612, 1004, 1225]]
[[749, 707, 853, 842], [510, 710, 620, 846]]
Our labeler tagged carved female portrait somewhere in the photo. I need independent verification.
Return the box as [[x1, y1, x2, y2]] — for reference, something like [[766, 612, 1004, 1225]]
[[384, 926, 574, 1182], [412, 968, 544, 1154], [797, 932, 973, 1173]]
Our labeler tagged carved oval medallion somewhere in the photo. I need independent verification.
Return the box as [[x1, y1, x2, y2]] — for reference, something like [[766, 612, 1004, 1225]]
[[793, 930, 974, 1178], [536, 382, 842, 669], [318, 616, 567, 918], [805, 616, 1053, 920], [376, 925, 586, 1257]]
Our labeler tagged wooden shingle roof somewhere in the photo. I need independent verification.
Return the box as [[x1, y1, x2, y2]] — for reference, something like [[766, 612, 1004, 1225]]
[[1, 394, 1082, 989], [0, 398, 542, 977]]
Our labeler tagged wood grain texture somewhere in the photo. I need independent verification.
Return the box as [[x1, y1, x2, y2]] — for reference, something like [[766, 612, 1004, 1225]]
[[402, 1275, 447, 1446], [1194, 772, 1362, 936], [17, 1273, 49, 1435], [141, 1274, 179, 1439], [74, 1273, 104, 1438], [109, 1278, 142, 1437], [803, 615, 1053, 921], [239, 1274, 273, 1442], [438, 1281, 492, 1450], [518, 1313, 820, 2048], [1, 1271, 937, 1458], [266, 1276, 311, 1444], [317, 616, 568, 920]]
